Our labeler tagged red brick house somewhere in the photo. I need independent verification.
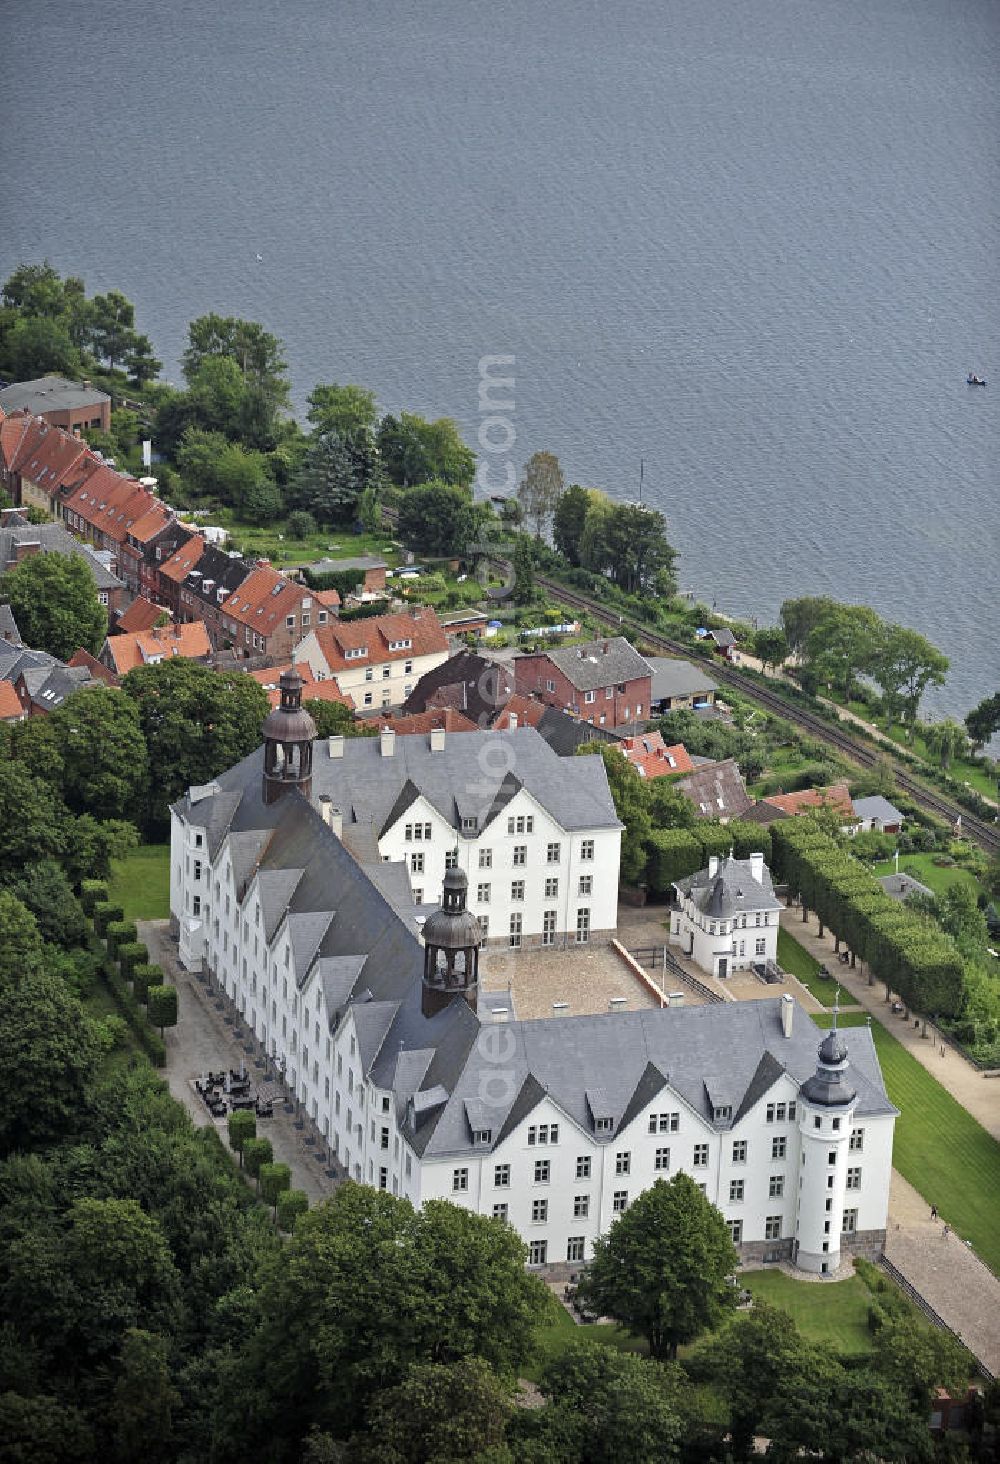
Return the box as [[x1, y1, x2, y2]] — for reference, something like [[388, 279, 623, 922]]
[[514, 637, 652, 730]]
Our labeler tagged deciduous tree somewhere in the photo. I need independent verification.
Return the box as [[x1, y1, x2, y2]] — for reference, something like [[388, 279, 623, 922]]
[[1, 552, 106, 660], [0, 968, 104, 1153], [575, 1174, 738, 1359], [517, 450, 565, 539], [872, 623, 949, 731], [552, 483, 593, 565], [965, 691, 1000, 751]]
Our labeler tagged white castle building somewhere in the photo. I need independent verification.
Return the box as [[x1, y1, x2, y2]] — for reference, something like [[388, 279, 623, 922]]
[[670, 854, 782, 979], [170, 671, 897, 1275]]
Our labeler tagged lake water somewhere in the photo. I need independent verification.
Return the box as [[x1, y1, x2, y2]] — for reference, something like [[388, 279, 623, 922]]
[[3, 0, 998, 722]]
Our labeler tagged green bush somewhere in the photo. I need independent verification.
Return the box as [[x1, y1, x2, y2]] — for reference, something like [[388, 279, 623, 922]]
[[277, 1189, 309, 1231], [80, 880, 109, 915], [728, 821, 773, 864], [99, 953, 166, 1065], [118, 941, 148, 981], [106, 920, 131, 957], [243, 1137, 273, 1185], [260, 1162, 292, 1214], [692, 823, 734, 864], [227, 1110, 257, 1165], [93, 901, 124, 937], [131, 963, 162, 1005], [645, 829, 702, 896], [147, 984, 178, 1035]]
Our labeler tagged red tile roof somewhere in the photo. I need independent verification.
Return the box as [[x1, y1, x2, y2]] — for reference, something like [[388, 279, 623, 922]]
[[310, 608, 448, 676], [220, 564, 308, 637], [158, 534, 207, 583], [621, 732, 694, 779], [491, 693, 547, 730], [762, 782, 857, 821], [104, 621, 212, 675], [378, 706, 478, 736], [67, 648, 120, 686], [116, 596, 169, 633], [246, 662, 351, 709], [0, 681, 25, 721]]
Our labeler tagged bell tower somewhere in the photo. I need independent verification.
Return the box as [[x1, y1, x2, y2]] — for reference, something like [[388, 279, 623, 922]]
[[420, 868, 483, 1019], [261, 668, 317, 805]]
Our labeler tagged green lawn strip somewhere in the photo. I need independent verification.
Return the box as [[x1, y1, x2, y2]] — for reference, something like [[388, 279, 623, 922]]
[[813, 1012, 1000, 1274], [871, 854, 982, 900], [525, 1294, 648, 1381], [740, 1270, 873, 1356], [777, 927, 840, 1007], [107, 844, 171, 924]]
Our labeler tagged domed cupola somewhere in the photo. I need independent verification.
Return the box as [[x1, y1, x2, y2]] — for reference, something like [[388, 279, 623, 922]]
[[421, 867, 482, 1018], [800, 1003, 856, 1108], [262, 668, 317, 805]]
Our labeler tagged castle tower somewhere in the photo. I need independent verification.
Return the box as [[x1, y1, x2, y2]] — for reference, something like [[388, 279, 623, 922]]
[[794, 999, 858, 1274], [261, 668, 317, 805], [420, 868, 482, 1019]]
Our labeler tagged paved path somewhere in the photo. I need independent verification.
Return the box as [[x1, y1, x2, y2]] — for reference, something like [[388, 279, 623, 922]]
[[139, 921, 338, 1206], [779, 910, 1000, 1141], [885, 1170, 1000, 1376]]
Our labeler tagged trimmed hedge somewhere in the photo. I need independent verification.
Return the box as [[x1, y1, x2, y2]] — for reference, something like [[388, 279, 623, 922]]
[[728, 821, 772, 864], [646, 829, 703, 895], [106, 919, 138, 957], [93, 901, 124, 937], [131, 963, 162, 1005], [80, 880, 109, 915], [771, 820, 965, 1018], [118, 941, 149, 981], [100, 952, 166, 1065], [692, 823, 734, 863], [277, 1189, 310, 1232]]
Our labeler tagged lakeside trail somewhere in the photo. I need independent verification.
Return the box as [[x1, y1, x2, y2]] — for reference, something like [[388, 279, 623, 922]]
[[779, 910, 1000, 1141]]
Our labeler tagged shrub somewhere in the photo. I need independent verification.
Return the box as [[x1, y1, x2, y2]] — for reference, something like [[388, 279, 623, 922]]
[[228, 1110, 257, 1165], [106, 920, 133, 957], [728, 822, 773, 864], [646, 829, 703, 896], [93, 901, 124, 937], [147, 984, 178, 1035], [131, 963, 161, 1005], [100, 956, 166, 1065], [80, 880, 109, 915], [277, 1189, 309, 1231], [118, 941, 149, 981], [243, 1137, 273, 1186], [260, 1162, 292, 1215]]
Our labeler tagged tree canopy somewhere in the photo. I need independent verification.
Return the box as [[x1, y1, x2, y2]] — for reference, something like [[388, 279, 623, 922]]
[[576, 1174, 738, 1359], [1, 552, 107, 660]]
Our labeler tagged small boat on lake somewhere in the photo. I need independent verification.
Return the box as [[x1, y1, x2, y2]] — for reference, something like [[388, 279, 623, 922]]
[[967, 373, 987, 386]]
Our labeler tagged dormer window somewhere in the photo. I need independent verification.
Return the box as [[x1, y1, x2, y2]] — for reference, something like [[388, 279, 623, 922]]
[[713, 1105, 732, 1122], [461, 817, 477, 833], [473, 1129, 492, 1145], [345, 647, 367, 660], [595, 1117, 613, 1134]]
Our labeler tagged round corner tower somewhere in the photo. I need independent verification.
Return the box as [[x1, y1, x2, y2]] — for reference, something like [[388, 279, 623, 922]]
[[794, 1011, 858, 1274]]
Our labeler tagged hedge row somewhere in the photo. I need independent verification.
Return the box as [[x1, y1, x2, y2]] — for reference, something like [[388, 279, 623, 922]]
[[770, 820, 965, 1018], [645, 820, 773, 896], [101, 951, 167, 1066]]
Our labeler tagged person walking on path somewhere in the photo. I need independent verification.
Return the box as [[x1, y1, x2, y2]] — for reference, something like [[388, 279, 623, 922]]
[[931, 1205, 938, 1220]]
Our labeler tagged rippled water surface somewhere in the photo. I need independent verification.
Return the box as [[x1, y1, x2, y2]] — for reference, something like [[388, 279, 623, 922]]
[[3, 0, 997, 717]]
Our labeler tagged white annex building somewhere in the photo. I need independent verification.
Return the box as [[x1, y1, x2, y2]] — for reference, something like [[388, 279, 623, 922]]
[[170, 672, 897, 1276], [670, 854, 782, 979]]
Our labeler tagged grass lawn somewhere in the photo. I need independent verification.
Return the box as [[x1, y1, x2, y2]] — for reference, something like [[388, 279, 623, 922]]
[[211, 514, 400, 571], [814, 1011, 1000, 1274], [525, 1294, 648, 1381], [741, 1270, 873, 1356], [108, 844, 171, 923], [777, 926, 841, 1006], [872, 853, 982, 900]]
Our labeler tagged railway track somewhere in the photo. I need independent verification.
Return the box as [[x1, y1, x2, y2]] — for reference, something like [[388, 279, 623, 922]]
[[533, 573, 1000, 856]]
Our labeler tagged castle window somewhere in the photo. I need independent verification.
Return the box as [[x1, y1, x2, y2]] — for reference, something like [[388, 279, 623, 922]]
[[772, 1137, 786, 1160], [567, 1236, 585, 1263], [764, 1216, 782, 1241], [693, 1144, 709, 1167], [493, 1203, 508, 1221], [529, 1240, 547, 1265], [452, 1168, 469, 1192], [494, 1164, 510, 1187], [612, 1191, 628, 1213], [769, 1175, 784, 1198], [729, 1179, 744, 1203], [576, 1156, 591, 1179], [727, 1219, 743, 1244], [846, 1167, 861, 1190], [732, 1141, 747, 1163], [531, 1199, 548, 1223], [850, 1128, 864, 1152], [655, 1147, 670, 1171], [573, 1194, 590, 1217]]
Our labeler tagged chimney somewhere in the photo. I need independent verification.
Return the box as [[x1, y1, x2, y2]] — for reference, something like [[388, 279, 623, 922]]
[[319, 796, 343, 839], [509, 712, 518, 729], [328, 734, 345, 758], [668, 990, 685, 1008], [781, 993, 794, 1038], [429, 727, 446, 752], [750, 852, 765, 884], [380, 727, 396, 758], [603, 641, 610, 654], [708, 855, 719, 878]]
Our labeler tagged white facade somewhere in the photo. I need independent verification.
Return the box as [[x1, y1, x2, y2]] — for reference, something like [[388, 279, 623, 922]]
[[381, 782, 620, 948], [670, 853, 782, 979], [293, 630, 447, 710]]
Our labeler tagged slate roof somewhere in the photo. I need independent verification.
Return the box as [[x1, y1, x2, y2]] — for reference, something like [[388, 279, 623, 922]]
[[879, 872, 933, 902], [646, 657, 719, 702], [177, 754, 892, 1163], [675, 854, 783, 919], [0, 522, 125, 591], [0, 604, 21, 645], [675, 758, 753, 820], [853, 795, 904, 826], [403, 651, 516, 724], [524, 636, 651, 693], [0, 375, 110, 414]]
